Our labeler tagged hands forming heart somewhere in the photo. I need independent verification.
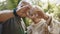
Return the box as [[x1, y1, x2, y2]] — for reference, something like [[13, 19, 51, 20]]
[[17, 1, 49, 24]]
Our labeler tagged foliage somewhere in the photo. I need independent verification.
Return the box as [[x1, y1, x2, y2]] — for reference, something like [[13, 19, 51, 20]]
[[0, 0, 60, 25], [0, 0, 20, 10], [27, 0, 60, 22]]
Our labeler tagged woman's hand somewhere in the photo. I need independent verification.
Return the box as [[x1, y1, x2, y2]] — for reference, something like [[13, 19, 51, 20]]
[[27, 7, 42, 24], [27, 12, 41, 24], [27, 6, 49, 24]]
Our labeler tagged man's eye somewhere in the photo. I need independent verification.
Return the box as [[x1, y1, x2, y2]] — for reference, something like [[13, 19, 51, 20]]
[[21, 6, 23, 7]]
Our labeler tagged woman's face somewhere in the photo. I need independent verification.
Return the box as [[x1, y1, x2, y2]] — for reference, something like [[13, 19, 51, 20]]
[[27, 7, 45, 24]]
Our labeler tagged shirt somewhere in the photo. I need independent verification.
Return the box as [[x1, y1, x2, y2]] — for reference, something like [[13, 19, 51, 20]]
[[48, 18, 60, 34], [2, 17, 26, 34], [27, 19, 49, 34]]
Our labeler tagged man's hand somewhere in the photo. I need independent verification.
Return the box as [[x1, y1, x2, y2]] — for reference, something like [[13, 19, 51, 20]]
[[17, 5, 31, 17], [0, 1, 32, 22]]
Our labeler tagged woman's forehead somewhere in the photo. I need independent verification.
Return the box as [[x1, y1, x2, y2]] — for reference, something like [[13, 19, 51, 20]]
[[30, 7, 40, 12]]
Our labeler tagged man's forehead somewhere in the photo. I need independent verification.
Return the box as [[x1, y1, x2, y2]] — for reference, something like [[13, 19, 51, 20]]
[[21, 1, 29, 4], [17, 1, 30, 11], [19, 0, 30, 5]]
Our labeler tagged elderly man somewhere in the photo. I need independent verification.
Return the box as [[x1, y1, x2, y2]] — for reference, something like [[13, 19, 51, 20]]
[[0, 1, 32, 34]]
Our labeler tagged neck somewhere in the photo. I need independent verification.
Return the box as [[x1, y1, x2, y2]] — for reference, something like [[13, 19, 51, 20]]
[[33, 18, 41, 24]]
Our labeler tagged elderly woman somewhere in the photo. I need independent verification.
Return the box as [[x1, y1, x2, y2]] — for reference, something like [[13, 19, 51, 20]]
[[27, 5, 60, 34], [27, 6, 50, 34]]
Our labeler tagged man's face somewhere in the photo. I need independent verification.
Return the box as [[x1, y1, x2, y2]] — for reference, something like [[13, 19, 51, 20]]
[[17, 1, 31, 17]]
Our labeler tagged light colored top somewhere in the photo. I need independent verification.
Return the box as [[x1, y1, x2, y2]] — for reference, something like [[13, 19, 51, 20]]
[[27, 18, 60, 34], [27, 19, 48, 34], [48, 18, 60, 34]]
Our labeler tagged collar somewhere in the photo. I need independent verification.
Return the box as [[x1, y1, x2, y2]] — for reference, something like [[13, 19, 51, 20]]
[[46, 16, 52, 26]]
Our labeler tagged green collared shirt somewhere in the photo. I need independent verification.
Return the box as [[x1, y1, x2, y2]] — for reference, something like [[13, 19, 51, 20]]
[[2, 17, 25, 34]]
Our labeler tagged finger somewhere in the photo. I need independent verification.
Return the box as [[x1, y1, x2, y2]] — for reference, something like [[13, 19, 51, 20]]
[[18, 5, 30, 12]]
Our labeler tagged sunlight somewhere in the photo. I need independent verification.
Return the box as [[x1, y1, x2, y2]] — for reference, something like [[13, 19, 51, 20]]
[[40, 0, 60, 4], [40, 0, 48, 3], [0, 0, 6, 2], [22, 0, 60, 5]]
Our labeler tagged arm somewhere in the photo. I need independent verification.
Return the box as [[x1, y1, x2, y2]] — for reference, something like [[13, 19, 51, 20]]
[[0, 10, 14, 22], [0, 5, 31, 22]]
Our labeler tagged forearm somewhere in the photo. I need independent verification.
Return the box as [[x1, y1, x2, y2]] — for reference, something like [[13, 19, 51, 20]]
[[0, 10, 14, 22]]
